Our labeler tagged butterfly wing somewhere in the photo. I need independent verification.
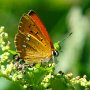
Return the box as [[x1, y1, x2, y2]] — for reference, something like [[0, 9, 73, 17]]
[[15, 10, 54, 63], [29, 11, 54, 49]]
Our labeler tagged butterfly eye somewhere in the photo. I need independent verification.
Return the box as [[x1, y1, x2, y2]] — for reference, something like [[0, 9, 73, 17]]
[[53, 50, 59, 57]]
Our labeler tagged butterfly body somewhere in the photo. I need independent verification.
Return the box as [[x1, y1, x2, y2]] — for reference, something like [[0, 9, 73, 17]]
[[15, 10, 56, 64]]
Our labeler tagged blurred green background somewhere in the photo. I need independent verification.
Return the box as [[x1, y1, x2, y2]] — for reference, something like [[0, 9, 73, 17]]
[[0, 0, 90, 90]]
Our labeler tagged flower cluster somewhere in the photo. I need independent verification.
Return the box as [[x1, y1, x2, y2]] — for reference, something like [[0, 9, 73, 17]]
[[0, 26, 23, 82], [0, 26, 10, 63], [65, 73, 90, 89]]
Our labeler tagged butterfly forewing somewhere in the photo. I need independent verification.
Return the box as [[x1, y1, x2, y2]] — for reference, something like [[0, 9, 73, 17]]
[[15, 10, 54, 63]]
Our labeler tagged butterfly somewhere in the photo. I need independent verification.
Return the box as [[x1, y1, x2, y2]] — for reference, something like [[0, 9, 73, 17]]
[[14, 10, 58, 64]]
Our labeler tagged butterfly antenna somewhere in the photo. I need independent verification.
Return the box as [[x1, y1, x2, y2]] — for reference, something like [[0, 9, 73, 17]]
[[54, 32, 72, 51], [60, 32, 72, 45]]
